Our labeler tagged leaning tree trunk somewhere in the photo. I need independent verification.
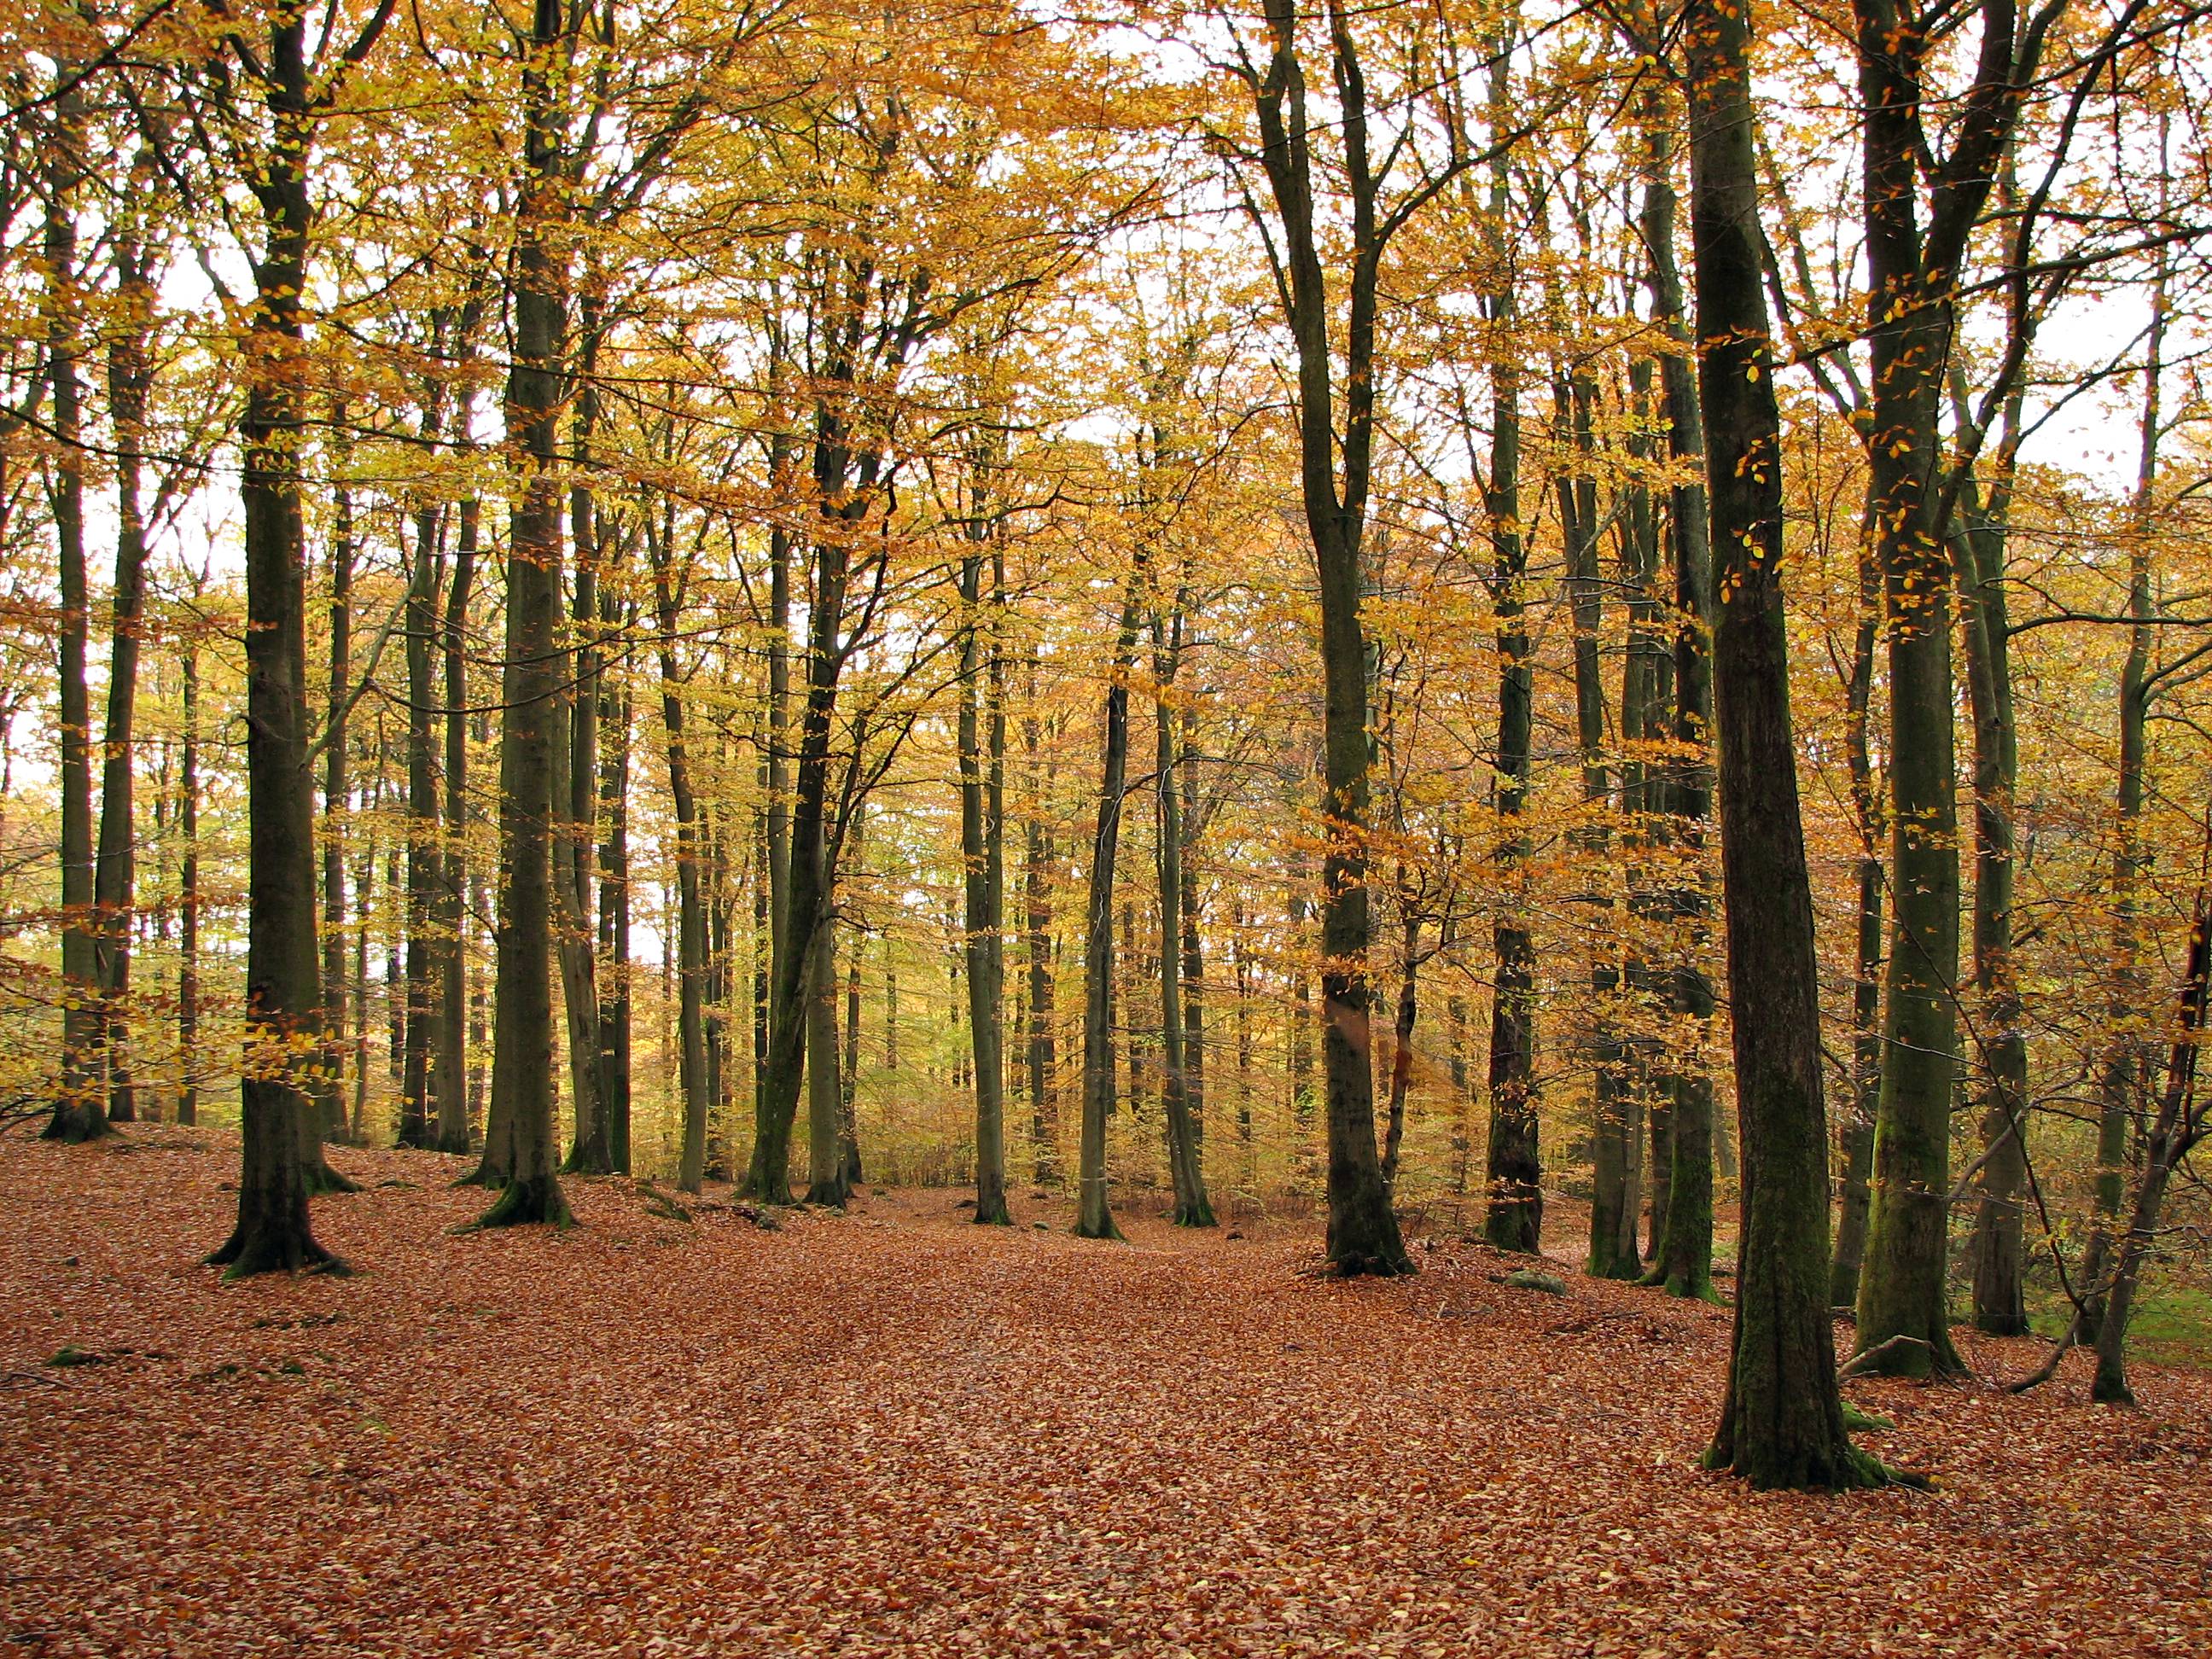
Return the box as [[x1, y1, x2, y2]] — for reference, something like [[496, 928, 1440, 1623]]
[[211, 13, 348, 1275], [1687, 0, 1877, 1488], [474, 0, 575, 1230]]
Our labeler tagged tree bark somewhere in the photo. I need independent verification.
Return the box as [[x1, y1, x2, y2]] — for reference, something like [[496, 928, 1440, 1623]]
[[474, 0, 576, 1229], [1155, 611, 1214, 1227], [1075, 583, 1141, 1240], [1477, 36, 1540, 1253], [1848, 0, 2040, 1382], [1686, 0, 1877, 1487], [210, 10, 354, 1274], [958, 534, 1010, 1223], [1246, 0, 1409, 1275], [40, 69, 104, 1145]]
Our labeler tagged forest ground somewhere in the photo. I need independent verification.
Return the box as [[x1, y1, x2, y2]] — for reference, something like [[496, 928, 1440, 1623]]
[[2, 1134, 2208, 1658]]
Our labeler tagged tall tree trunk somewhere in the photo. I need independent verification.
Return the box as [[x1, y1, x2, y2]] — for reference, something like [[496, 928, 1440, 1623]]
[[1075, 582, 1142, 1240], [41, 71, 104, 1144], [1831, 508, 1883, 1308], [598, 606, 634, 1173], [178, 645, 201, 1127], [2084, 253, 2168, 1342], [560, 311, 609, 1175], [1479, 38, 1540, 1252], [1560, 366, 1636, 1281], [1246, 0, 1409, 1275], [399, 485, 443, 1150], [1847, 0, 2033, 1382], [1957, 380, 2029, 1336], [1179, 701, 1208, 1160], [1637, 118, 1719, 1299], [322, 418, 356, 1144], [1023, 667, 1059, 1185], [958, 539, 1010, 1224], [1686, 0, 1877, 1487], [210, 12, 351, 1273], [434, 492, 478, 1155], [1155, 612, 1214, 1227], [474, 0, 576, 1229], [92, 204, 156, 1126], [650, 517, 712, 1194]]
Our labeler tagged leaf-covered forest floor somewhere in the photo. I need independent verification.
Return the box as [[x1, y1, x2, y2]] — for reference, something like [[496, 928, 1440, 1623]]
[[3, 1134, 2208, 1658]]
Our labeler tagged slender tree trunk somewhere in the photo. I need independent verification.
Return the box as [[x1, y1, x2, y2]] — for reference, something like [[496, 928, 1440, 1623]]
[[958, 540, 1010, 1223], [650, 520, 712, 1194], [434, 492, 478, 1155], [1831, 509, 1883, 1308], [321, 419, 357, 1144], [1155, 613, 1214, 1227], [1023, 671, 1059, 1185], [2084, 254, 2168, 1342], [1479, 38, 1539, 1251], [1076, 583, 1142, 1240], [1560, 367, 1637, 1282], [1958, 389, 2029, 1336], [178, 647, 201, 1126], [399, 487, 443, 1150], [1687, 0, 1877, 1487], [598, 610, 633, 1173], [560, 316, 610, 1175], [2091, 872, 2211, 1406], [92, 212, 156, 1126]]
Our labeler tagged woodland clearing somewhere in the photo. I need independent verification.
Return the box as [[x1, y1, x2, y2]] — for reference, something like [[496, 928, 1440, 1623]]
[[3, 1134, 2208, 1659]]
